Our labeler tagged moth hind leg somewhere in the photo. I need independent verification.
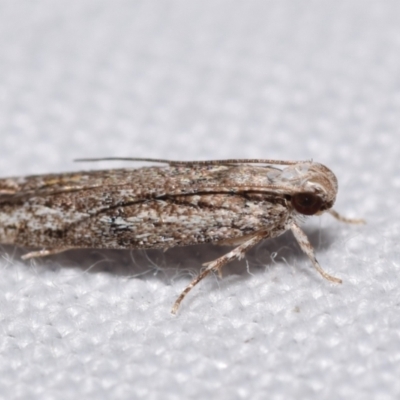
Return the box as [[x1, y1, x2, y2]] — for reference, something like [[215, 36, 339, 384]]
[[21, 247, 71, 260], [171, 231, 268, 314], [216, 232, 263, 247]]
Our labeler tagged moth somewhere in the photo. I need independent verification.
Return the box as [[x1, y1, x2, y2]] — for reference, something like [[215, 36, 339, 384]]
[[0, 158, 363, 313]]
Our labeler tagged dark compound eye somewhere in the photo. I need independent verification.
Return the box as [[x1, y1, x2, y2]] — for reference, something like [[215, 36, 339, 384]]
[[291, 193, 322, 216]]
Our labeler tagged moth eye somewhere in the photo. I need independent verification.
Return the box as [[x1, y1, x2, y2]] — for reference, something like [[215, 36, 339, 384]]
[[291, 193, 322, 216]]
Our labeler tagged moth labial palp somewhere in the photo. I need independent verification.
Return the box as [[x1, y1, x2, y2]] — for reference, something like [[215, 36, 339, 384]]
[[0, 157, 365, 314]]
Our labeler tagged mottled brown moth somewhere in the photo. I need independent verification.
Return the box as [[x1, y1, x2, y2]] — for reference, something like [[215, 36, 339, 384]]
[[0, 158, 363, 313]]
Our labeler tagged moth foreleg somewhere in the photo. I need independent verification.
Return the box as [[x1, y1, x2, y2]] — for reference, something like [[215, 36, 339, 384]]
[[171, 231, 268, 314], [328, 209, 365, 224], [290, 223, 342, 283]]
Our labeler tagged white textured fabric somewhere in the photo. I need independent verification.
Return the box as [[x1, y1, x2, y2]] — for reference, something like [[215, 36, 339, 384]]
[[0, 1, 399, 399]]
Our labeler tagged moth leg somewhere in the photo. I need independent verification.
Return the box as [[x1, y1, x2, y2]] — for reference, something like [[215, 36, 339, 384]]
[[290, 223, 342, 284], [21, 248, 70, 260], [328, 209, 365, 224], [216, 232, 263, 247], [171, 231, 267, 314]]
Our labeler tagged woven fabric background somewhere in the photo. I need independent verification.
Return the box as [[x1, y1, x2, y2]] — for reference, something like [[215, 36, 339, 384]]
[[0, 1, 399, 399]]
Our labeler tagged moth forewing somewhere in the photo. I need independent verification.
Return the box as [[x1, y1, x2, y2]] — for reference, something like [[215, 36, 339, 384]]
[[0, 158, 363, 313]]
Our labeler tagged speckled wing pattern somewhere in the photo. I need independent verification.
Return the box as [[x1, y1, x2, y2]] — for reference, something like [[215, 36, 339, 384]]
[[0, 164, 292, 250]]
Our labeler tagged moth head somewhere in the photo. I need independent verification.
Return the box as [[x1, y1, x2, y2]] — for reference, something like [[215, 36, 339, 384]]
[[290, 163, 338, 216]]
